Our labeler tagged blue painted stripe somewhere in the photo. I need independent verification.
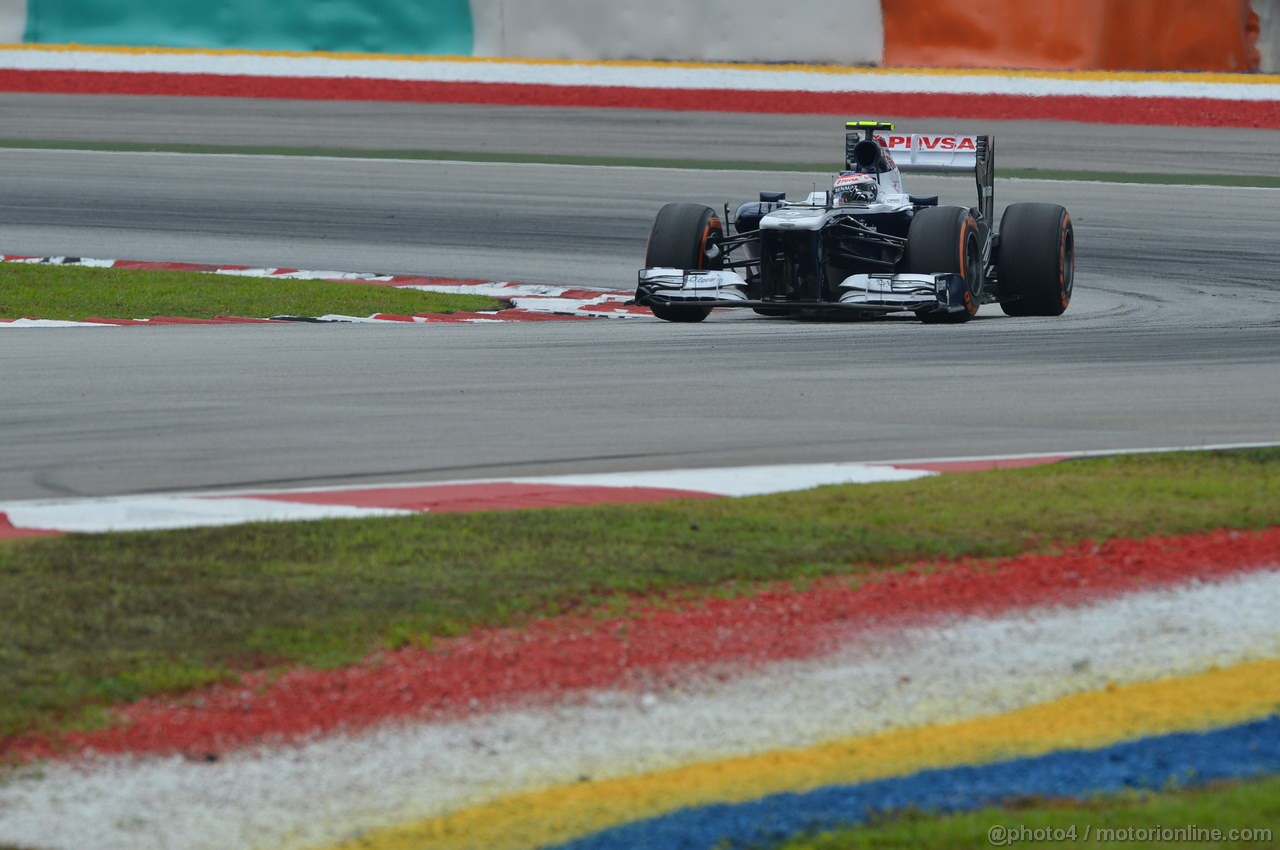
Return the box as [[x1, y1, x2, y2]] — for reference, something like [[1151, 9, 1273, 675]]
[[547, 715, 1280, 850]]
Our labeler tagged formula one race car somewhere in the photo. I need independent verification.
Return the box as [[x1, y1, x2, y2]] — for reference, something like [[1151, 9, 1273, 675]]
[[635, 121, 1074, 323]]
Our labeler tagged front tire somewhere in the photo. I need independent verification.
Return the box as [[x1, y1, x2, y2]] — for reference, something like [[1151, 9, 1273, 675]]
[[904, 206, 983, 324], [997, 203, 1074, 317], [643, 203, 722, 323]]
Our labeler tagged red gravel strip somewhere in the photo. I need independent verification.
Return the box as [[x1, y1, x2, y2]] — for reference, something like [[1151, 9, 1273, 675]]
[[6, 526, 1278, 762], [0, 512, 58, 538], [1, 71, 1275, 128], [110, 260, 243, 273]]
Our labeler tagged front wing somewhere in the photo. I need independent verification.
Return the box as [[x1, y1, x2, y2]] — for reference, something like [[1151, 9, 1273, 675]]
[[636, 268, 973, 316]]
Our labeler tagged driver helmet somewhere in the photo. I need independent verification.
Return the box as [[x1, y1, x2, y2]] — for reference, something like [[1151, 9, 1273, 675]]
[[833, 172, 879, 206]]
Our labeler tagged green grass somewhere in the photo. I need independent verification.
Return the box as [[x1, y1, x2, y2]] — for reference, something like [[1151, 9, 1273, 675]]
[[1, 448, 1278, 739], [0, 262, 501, 321], [3, 139, 1278, 187], [775, 776, 1280, 849]]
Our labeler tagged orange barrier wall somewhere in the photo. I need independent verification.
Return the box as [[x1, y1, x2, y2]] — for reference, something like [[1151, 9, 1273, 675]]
[[883, 0, 1260, 72]]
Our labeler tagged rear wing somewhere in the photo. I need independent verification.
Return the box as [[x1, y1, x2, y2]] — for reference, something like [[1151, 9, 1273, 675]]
[[845, 121, 994, 224]]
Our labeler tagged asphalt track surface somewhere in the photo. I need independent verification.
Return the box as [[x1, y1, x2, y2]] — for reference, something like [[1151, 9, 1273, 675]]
[[1, 94, 1278, 501]]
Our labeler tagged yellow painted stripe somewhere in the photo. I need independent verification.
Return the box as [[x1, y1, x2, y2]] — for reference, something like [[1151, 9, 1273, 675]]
[[318, 659, 1280, 850], [2, 43, 1278, 86]]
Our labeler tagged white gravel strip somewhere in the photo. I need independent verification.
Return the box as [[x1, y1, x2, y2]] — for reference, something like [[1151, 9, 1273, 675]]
[[0, 319, 117, 328], [0, 496, 411, 533], [1, 256, 119, 268], [3, 568, 1277, 850], [7, 447, 1279, 533], [225, 270, 397, 282], [400, 282, 573, 296], [506, 462, 933, 496], [306, 314, 427, 323], [504, 296, 631, 314], [1, 47, 1277, 100], [0, 463, 933, 533]]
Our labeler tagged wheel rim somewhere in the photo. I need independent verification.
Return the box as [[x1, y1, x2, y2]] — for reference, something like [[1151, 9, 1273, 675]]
[[961, 224, 982, 315], [965, 231, 982, 298], [698, 216, 722, 270]]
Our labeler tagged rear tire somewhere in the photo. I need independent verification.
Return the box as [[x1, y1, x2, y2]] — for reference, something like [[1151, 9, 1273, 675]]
[[997, 203, 1074, 317], [643, 203, 722, 323], [904, 206, 983, 324]]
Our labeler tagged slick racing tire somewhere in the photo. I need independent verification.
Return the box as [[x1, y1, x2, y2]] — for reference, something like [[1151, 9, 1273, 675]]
[[904, 206, 983, 324], [997, 203, 1074, 317], [643, 203, 723, 323]]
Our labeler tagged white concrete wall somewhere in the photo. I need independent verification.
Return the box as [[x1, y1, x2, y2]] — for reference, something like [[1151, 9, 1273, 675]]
[[1256, 0, 1280, 71], [0, 0, 26, 43], [469, 0, 883, 65]]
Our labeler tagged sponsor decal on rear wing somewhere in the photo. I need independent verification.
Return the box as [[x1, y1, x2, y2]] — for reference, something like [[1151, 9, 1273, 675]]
[[843, 121, 994, 222], [875, 134, 982, 172]]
